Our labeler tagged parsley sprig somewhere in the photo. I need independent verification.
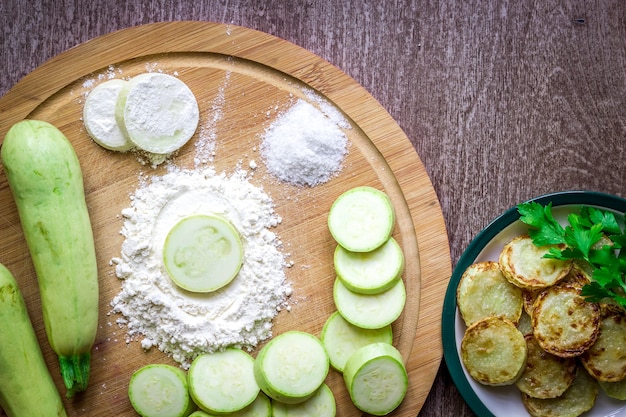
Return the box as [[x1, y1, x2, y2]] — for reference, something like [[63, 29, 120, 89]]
[[517, 201, 626, 307]]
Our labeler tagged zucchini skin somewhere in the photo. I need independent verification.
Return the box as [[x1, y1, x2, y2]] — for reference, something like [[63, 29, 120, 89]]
[[1, 120, 99, 397], [0, 263, 67, 417]]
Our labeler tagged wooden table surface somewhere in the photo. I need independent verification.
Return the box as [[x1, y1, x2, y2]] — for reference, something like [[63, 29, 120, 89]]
[[2, 1, 625, 416]]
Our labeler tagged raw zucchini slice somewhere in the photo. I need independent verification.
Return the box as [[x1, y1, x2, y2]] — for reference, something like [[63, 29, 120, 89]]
[[163, 214, 243, 293], [83, 78, 133, 151], [333, 277, 405, 329], [188, 411, 217, 417], [229, 391, 271, 417], [343, 343, 408, 416], [116, 72, 199, 154], [320, 311, 392, 372], [254, 331, 329, 404], [188, 349, 259, 414], [328, 186, 395, 252], [334, 237, 404, 295], [271, 383, 336, 417], [128, 364, 194, 417]]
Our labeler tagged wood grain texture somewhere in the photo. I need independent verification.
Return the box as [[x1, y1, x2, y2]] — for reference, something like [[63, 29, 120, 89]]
[[2, 1, 626, 416]]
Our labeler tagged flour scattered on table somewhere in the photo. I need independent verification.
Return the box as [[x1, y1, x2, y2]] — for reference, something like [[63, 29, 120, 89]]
[[110, 166, 291, 368], [260, 99, 349, 187]]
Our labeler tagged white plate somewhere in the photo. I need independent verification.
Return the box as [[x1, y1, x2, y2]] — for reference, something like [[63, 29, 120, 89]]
[[442, 191, 626, 416]]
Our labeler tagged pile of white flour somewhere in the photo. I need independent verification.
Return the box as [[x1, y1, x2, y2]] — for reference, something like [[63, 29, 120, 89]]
[[110, 166, 291, 368]]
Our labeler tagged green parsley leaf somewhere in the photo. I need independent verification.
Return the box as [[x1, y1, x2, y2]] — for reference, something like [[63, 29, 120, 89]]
[[563, 215, 604, 258], [518, 202, 565, 246], [584, 206, 622, 234], [593, 266, 622, 288], [543, 246, 581, 260], [588, 246, 620, 268], [580, 281, 611, 303], [611, 233, 626, 251]]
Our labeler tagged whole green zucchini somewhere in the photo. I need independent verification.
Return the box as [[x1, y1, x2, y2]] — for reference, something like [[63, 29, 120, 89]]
[[0, 263, 67, 416], [1, 120, 99, 397]]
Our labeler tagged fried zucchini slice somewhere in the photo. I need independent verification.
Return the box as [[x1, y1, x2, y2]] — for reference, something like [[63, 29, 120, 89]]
[[532, 283, 600, 358], [599, 378, 626, 400], [521, 367, 598, 417], [460, 316, 527, 386], [517, 310, 533, 336], [580, 304, 626, 382], [457, 261, 523, 327], [515, 334, 576, 399], [559, 266, 590, 291], [522, 288, 540, 316], [523, 267, 587, 317], [499, 234, 572, 290]]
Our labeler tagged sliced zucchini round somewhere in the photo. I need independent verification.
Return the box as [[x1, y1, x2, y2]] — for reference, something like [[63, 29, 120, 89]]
[[334, 237, 404, 295], [532, 282, 600, 358], [116, 72, 199, 154], [254, 331, 329, 404], [163, 214, 243, 293], [456, 261, 523, 327], [522, 367, 598, 417], [320, 311, 393, 372], [343, 343, 408, 416], [271, 383, 336, 417], [328, 186, 395, 252], [460, 316, 527, 386], [188, 349, 259, 414], [128, 364, 194, 417], [333, 277, 405, 329]]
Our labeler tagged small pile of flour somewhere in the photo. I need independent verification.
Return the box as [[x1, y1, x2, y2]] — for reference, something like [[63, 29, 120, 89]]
[[260, 99, 349, 187], [110, 166, 291, 368]]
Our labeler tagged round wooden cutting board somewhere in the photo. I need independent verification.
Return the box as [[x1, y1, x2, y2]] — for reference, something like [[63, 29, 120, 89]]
[[0, 21, 450, 416]]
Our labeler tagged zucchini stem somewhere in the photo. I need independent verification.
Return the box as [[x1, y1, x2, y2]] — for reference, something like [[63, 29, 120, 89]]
[[59, 352, 91, 397]]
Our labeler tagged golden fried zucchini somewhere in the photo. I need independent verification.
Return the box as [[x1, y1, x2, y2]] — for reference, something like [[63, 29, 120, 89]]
[[561, 266, 590, 288], [522, 367, 598, 417], [532, 282, 600, 358], [499, 234, 572, 290], [457, 261, 523, 327], [515, 334, 576, 399], [523, 288, 540, 316], [517, 310, 533, 336], [461, 316, 527, 386], [599, 379, 626, 400], [580, 304, 626, 382]]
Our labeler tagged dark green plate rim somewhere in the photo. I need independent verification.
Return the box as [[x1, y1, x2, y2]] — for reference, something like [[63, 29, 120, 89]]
[[441, 190, 626, 417]]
